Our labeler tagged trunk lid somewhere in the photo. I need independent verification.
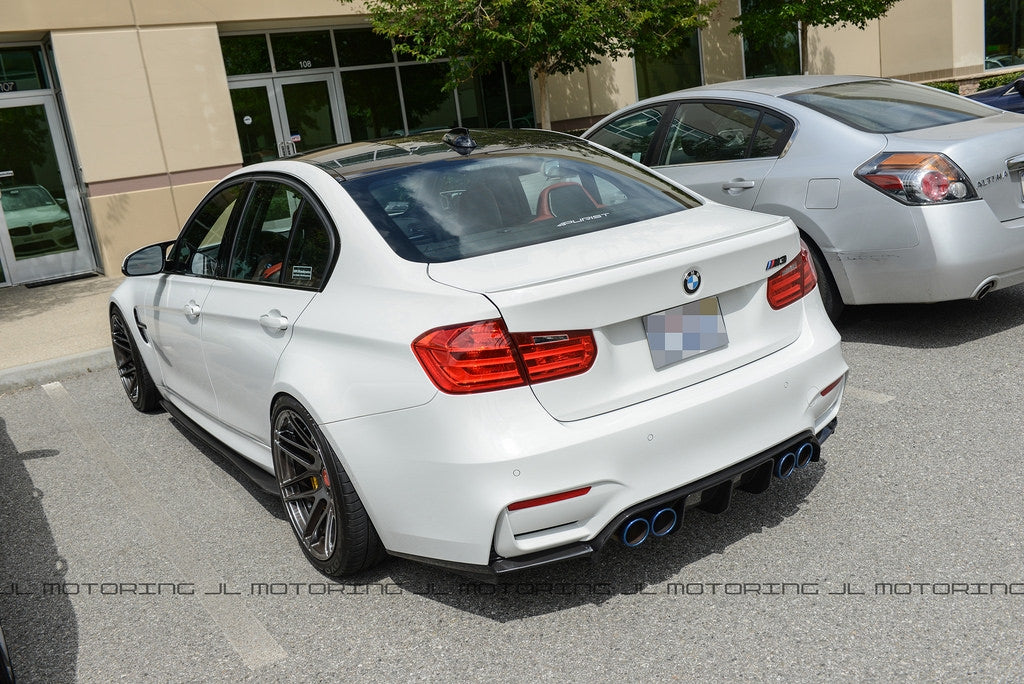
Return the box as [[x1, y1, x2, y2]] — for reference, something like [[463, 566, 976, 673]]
[[428, 204, 805, 421]]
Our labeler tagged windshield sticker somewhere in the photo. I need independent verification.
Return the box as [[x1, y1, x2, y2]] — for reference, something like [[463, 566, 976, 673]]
[[556, 212, 611, 228]]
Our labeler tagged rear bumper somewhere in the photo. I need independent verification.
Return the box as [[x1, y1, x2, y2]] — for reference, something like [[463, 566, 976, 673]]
[[394, 420, 837, 580], [835, 200, 1024, 304], [323, 297, 846, 572]]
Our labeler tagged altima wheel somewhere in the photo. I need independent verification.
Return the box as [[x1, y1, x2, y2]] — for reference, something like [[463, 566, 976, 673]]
[[272, 397, 384, 576], [109, 307, 160, 412]]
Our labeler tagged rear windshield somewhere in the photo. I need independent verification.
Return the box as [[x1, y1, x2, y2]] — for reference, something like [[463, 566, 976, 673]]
[[343, 146, 700, 262], [783, 79, 996, 133]]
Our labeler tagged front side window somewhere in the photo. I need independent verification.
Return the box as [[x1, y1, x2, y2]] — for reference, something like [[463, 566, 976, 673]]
[[343, 143, 700, 263], [588, 106, 668, 162], [658, 102, 791, 164], [227, 180, 332, 289], [170, 183, 246, 276], [784, 79, 996, 133]]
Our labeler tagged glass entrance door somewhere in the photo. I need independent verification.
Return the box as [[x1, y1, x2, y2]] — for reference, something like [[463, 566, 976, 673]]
[[0, 94, 94, 286], [229, 75, 345, 165]]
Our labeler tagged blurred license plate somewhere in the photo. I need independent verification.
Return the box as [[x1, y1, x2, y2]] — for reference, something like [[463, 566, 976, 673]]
[[643, 297, 728, 370]]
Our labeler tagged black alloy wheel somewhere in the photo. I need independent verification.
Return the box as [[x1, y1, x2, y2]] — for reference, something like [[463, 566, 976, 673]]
[[271, 397, 385, 576], [109, 308, 160, 412]]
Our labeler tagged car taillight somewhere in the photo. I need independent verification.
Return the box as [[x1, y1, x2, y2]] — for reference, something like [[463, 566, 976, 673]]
[[767, 242, 817, 310], [412, 320, 597, 394], [856, 152, 977, 205]]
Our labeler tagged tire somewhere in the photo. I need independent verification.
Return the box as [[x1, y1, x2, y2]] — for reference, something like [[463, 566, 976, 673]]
[[272, 396, 385, 576], [805, 239, 844, 324], [109, 307, 160, 412]]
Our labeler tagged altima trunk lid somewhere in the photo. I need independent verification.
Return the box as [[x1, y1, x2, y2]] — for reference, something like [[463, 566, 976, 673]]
[[890, 112, 1024, 223], [428, 204, 804, 421]]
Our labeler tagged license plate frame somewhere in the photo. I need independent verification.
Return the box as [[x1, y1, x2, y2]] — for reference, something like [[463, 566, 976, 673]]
[[643, 297, 729, 370]]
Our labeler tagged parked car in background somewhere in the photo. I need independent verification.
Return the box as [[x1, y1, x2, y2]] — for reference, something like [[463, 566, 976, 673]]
[[968, 77, 1024, 114], [0, 184, 75, 258], [584, 76, 1024, 321], [110, 128, 846, 579]]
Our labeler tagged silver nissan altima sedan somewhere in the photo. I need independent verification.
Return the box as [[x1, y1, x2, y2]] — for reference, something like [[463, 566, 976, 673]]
[[584, 76, 1024, 320]]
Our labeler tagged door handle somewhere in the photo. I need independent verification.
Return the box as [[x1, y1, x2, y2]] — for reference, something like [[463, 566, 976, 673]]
[[722, 178, 757, 190], [259, 311, 289, 332], [183, 301, 201, 319]]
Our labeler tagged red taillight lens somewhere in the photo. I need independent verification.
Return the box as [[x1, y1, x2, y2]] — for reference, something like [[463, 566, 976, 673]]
[[857, 152, 976, 205], [412, 320, 597, 394], [767, 242, 817, 310]]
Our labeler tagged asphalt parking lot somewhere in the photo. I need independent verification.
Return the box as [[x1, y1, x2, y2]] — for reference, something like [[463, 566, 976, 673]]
[[2, 289, 1024, 682]]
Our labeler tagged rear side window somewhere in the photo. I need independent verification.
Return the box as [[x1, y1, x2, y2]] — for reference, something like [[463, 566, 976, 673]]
[[783, 79, 996, 133], [343, 146, 700, 263]]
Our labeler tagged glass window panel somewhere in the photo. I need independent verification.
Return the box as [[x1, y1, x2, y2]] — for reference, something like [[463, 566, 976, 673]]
[[281, 81, 338, 152], [400, 63, 458, 132], [230, 86, 279, 164], [587, 106, 667, 162], [635, 33, 701, 100], [221, 35, 272, 76], [0, 104, 77, 259], [457, 66, 513, 128], [506, 68, 535, 128], [0, 48, 47, 91], [342, 68, 405, 141], [741, 0, 800, 77], [334, 28, 393, 66], [984, 1, 1024, 69], [271, 31, 335, 72]]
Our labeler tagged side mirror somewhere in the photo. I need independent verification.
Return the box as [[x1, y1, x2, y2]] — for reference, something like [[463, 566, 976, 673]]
[[1013, 78, 1024, 97], [122, 242, 171, 277]]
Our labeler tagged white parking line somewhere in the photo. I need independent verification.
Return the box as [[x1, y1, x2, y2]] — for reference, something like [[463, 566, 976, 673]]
[[42, 381, 287, 670], [844, 386, 895, 404]]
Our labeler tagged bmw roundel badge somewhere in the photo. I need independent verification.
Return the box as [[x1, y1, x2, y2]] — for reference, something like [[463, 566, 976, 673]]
[[683, 270, 701, 295]]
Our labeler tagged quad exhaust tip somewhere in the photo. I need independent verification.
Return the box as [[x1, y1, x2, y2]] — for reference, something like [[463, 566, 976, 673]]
[[617, 437, 822, 547]]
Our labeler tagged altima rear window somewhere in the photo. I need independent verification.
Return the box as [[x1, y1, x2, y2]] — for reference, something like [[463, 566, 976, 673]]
[[783, 79, 997, 134], [343, 150, 700, 262]]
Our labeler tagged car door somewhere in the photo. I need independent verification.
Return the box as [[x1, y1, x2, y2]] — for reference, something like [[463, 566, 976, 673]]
[[199, 178, 335, 447], [650, 100, 793, 210], [150, 182, 248, 418]]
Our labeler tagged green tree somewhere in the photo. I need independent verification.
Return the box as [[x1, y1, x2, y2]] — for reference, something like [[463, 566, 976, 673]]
[[340, 0, 716, 129], [731, 0, 902, 74]]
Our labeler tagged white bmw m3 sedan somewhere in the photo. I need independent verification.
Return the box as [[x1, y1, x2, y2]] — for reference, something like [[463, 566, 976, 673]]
[[110, 128, 847, 579]]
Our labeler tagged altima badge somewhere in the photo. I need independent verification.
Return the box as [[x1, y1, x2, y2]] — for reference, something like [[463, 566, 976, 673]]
[[683, 270, 701, 294]]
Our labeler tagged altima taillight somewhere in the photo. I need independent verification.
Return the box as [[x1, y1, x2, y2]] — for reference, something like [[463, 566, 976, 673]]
[[856, 152, 977, 205], [767, 242, 817, 310], [413, 320, 597, 394]]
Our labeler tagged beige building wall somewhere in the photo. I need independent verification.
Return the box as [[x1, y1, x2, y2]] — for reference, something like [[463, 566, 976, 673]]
[[701, 0, 745, 83], [50, 24, 243, 272], [808, 22, 882, 76]]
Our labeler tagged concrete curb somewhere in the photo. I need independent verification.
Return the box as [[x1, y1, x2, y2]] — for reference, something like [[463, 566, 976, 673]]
[[0, 348, 115, 394]]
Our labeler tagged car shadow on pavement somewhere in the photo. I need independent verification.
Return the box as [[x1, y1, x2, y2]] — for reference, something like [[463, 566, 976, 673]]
[[381, 462, 827, 621], [837, 284, 1024, 348], [168, 417, 285, 519], [0, 417, 78, 683]]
